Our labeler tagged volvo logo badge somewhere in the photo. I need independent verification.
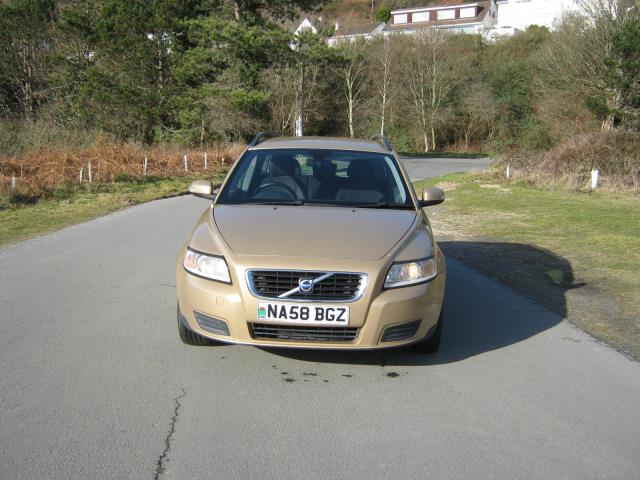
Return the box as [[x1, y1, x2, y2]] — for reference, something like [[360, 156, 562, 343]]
[[298, 278, 314, 293]]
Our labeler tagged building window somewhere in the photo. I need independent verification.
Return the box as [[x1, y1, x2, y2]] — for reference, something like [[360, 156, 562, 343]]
[[412, 11, 429, 22], [437, 9, 455, 20], [459, 7, 477, 18], [394, 13, 408, 24]]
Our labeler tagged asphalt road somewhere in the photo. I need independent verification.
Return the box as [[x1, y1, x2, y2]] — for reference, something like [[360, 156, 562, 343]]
[[399, 155, 493, 180], [1, 157, 639, 479]]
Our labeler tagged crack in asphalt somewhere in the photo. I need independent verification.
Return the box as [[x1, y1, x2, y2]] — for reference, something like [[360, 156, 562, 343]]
[[153, 388, 185, 480]]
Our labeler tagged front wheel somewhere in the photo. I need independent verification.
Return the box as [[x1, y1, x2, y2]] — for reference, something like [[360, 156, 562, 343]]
[[407, 310, 443, 354]]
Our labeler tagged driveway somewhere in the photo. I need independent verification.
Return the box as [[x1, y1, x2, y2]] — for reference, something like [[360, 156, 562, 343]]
[[0, 158, 638, 479]]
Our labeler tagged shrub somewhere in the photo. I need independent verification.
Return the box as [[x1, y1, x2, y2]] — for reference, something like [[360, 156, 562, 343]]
[[375, 8, 391, 23], [0, 142, 243, 199]]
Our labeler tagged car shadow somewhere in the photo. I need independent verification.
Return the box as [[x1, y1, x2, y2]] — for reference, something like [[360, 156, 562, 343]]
[[263, 241, 581, 366]]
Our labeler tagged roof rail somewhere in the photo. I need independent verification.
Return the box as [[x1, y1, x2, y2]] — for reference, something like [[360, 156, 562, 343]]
[[370, 134, 393, 152], [248, 131, 280, 148]]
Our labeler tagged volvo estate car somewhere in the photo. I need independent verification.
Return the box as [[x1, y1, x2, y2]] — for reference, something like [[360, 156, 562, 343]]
[[176, 134, 446, 353]]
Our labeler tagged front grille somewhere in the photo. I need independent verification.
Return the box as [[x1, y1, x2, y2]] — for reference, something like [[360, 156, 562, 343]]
[[247, 270, 366, 301], [251, 323, 359, 342]]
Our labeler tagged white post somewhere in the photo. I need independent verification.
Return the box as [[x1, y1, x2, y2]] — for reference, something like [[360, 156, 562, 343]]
[[143, 156, 148, 176], [183, 155, 188, 172], [591, 169, 599, 190], [88, 161, 92, 183], [295, 115, 303, 137], [506, 164, 512, 180], [11, 175, 16, 189], [222, 156, 225, 166], [79, 166, 83, 183], [204, 152, 208, 170]]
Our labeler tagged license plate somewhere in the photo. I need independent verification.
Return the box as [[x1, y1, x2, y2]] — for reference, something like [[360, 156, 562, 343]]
[[257, 302, 349, 326]]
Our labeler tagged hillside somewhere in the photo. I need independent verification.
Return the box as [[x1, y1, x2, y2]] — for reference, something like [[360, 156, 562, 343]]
[[318, 0, 431, 22]]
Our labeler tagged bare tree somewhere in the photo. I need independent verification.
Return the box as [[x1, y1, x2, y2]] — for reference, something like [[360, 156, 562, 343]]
[[458, 86, 498, 149], [338, 40, 369, 138], [369, 36, 399, 135], [264, 66, 299, 134], [401, 29, 465, 151]]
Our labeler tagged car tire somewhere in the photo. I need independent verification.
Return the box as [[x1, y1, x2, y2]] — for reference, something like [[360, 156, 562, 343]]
[[177, 305, 214, 346], [407, 310, 443, 354]]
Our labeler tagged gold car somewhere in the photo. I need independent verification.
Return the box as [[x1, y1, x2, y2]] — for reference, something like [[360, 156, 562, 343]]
[[176, 134, 446, 353]]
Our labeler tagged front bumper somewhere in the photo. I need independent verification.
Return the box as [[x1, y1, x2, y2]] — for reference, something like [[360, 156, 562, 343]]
[[176, 251, 445, 350]]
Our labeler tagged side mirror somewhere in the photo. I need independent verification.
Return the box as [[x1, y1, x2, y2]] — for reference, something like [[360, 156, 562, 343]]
[[189, 180, 218, 200], [418, 187, 445, 207]]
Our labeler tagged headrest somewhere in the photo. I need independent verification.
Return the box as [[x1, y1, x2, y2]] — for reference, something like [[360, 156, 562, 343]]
[[347, 158, 376, 183], [269, 155, 301, 177], [317, 160, 337, 179]]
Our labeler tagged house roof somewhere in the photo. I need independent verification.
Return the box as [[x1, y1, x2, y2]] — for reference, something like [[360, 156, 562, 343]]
[[288, 15, 326, 34], [384, 0, 492, 32], [333, 22, 386, 38], [391, 1, 482, 14]]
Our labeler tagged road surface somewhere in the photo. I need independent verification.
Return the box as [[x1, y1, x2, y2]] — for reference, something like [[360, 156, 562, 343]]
[[1, 157, 638, 479], [400, 155, 492, 181]]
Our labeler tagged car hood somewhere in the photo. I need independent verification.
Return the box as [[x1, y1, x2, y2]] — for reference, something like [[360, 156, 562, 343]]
[[213, 205, 417, 260]]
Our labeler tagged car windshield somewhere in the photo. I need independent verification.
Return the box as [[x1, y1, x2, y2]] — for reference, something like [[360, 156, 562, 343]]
[[217, 148, 414, 209]]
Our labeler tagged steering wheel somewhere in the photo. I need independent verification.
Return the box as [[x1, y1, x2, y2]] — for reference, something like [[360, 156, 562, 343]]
[[253, 182, 298, 199]]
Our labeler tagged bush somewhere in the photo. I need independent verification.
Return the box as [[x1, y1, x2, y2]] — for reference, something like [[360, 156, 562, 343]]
[[375, 8, 391, 23], [114, 172, 133, 183], [0, 142, 243, 199], [518, 119, 551, 151], [499, 130, 640, 191]]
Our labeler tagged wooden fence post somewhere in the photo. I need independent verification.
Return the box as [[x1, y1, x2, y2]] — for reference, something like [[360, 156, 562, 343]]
[[11, 175, 16, 189], [506, 164, 512, 180], [88, 161, 92, 183], [79, 166, 83, 183], [143, 156, 148, 176], [204, 152, 208, 170], [591, 169, 599, 190], [184, 155, 188, 172]]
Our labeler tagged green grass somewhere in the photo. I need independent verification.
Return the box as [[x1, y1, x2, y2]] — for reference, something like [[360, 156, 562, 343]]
[[414, 172, 640, 357], [0, 176, 224, 246]]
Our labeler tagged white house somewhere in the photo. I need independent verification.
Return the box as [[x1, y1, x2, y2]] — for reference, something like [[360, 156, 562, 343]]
[[327, 22, 386, 46], [383, 1, 498, 35], [494, 0, 580, 31], [292, 0, 582, 44], [294, 17, 318, 36]]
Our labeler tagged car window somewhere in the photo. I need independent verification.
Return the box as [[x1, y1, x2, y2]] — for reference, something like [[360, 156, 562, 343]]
[[217, 148, 413, 208]]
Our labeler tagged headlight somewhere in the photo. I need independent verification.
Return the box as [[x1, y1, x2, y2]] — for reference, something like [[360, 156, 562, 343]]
[[384, 257, 437, 289], [183, 248, 231, 283]]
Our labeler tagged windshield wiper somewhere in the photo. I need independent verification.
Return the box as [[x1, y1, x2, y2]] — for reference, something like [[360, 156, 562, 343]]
[[245, 200, 305, 206], [352, 202, 413, 209]]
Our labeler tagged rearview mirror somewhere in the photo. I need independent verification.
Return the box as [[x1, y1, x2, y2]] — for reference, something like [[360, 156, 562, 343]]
[[418, 187, 445, 207], [189, 180, 217, 200]]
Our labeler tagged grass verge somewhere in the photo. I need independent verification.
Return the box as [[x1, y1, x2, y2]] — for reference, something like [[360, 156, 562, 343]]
[[0, 175, 224, 246], [414, 172, 640, 359]]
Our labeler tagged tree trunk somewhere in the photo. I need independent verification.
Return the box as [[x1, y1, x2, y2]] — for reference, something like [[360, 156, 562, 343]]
[[380, 91, 386, 136], [346, 70, 355, 138], [349, 100, 353, 138], [431, 125, 436, 152]]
